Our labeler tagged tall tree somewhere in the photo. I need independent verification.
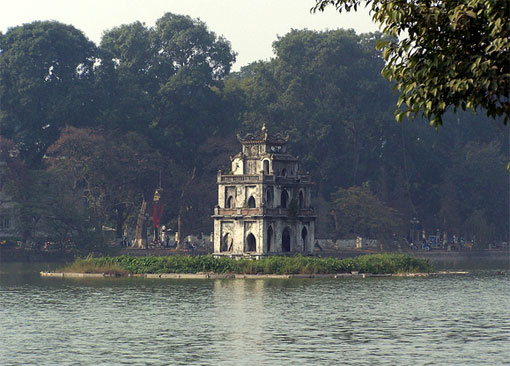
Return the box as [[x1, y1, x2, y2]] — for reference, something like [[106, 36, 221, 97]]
[[99, 13, 237, 162], [98, 13, 237, 241], [0, 21, 101, 166], [313, 0, 510, 126], [439, 140, 509, 246], [45, 127, 176, 242], [239, 29, 395, 194], [331, 185, 403, 248], [1, 136, 98, 246], [234, 27, 508, 242], [99, 21, 157, 133]]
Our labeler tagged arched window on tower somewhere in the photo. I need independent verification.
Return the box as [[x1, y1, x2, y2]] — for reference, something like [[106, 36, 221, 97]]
[[299, 190, 304, 209], [263, 160, 270, 174], [281, 189, 289, 208], [282, 227, 291, 252], [246, 233, 256, 252], [267, 226, 273, 252], [301, 227, 308, 252], [222, 233, 233, 252], [248, 196, 256, 208], [226, 195, 234, 208]]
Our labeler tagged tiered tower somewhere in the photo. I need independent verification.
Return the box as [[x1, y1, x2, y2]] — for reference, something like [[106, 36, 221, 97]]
[[212, 125, 315, 257]]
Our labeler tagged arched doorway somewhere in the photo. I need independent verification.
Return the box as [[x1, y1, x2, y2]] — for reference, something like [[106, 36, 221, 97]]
[[267, 226, 273, 252], [248, 196, 256, 208], [282, 228, 291, 252], [281, 190, 289, 208], [299, 190, 304, 209], [226, 196, 234, 208], [246, 233, 256, 252], [222, 233, 233, 252], [301, 227, 308, 252]]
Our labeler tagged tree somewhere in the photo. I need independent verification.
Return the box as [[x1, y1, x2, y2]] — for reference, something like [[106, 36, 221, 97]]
[[1, 136, 98, 246], [0, 21, 102, 166], [99, 13, 237, 162], [176, 135, 239, 239], [313, 0, 510, 126], [331, 185, 403, 248], [45, 127, 175, 242], [99, 13, 238, 242], [238, 29, 395, 193], [227, 26, 508, 242], [438, 140, 509, 246]]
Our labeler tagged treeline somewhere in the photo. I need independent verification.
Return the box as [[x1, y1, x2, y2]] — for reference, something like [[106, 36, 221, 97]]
[[0, 13, 508, 249]]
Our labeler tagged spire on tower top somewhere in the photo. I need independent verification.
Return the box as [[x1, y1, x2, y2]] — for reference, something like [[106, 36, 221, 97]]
[[237, 125, 289, 145], [261, 123, 268, 139]]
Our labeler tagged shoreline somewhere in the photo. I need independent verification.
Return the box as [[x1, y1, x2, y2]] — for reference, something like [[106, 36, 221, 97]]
[[2, 247, 509, 263], [40, 271, 469, 279]]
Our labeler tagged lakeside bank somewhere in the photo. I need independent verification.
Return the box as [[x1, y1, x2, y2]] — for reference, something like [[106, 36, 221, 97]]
[[40, 270, 469, 279]]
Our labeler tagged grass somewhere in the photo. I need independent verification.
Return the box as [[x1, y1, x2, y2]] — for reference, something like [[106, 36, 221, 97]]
[[59, 253, 433, 276], [58, 257, 131, 276]]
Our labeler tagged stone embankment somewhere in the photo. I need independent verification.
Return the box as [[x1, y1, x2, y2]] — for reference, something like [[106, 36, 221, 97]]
[[40, 271, 469, 279]]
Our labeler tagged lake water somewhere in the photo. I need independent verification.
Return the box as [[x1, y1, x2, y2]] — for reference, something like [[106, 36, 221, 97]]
[[1, 263, 509, 365]]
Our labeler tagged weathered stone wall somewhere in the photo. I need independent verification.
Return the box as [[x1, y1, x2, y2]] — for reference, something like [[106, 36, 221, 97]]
[[214, 128, 315, 256]]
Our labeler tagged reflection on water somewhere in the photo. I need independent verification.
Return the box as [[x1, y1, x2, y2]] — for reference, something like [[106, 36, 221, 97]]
[[0, 263, 509, 365]]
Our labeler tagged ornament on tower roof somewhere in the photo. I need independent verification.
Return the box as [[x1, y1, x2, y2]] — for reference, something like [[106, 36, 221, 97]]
[[237, 124, 289, 145], [261, 123, 268, 139]]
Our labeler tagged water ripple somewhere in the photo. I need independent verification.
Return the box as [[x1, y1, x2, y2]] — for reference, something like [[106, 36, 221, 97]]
[[0, 269, 508, 365]]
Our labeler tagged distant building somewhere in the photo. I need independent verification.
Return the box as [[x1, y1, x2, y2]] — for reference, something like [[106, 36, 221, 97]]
[[212, 125, 316, 257]]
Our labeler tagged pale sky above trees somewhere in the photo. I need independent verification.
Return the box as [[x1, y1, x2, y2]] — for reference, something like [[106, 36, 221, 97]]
[[1, 0, 377, 70]]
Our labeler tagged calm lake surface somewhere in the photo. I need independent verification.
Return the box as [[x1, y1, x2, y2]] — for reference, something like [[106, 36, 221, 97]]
[[1, 262, 509, 365]]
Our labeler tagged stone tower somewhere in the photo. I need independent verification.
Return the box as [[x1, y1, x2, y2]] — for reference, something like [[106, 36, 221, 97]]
[[212, 125, 315, 257]]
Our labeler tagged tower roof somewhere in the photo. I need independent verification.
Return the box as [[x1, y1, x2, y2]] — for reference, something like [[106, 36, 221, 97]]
[[237, 124, 289, 145]]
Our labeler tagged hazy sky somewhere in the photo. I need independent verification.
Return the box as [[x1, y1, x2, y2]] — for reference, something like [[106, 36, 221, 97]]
[[1, 0, 378, 70]]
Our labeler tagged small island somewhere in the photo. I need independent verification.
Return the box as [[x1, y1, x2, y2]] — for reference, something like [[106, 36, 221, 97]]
[[40, 253, 444, 279]]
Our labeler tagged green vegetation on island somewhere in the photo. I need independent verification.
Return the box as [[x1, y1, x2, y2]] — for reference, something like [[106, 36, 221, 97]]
[[59, 254, 434, 276]]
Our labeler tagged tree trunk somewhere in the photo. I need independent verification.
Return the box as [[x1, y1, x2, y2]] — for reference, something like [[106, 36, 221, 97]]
[[133, 199, 147, 248], [177, 214, 181, 244], [330, 209, 340, 232], [352, 141, 360, 186], [177, 167, 196, 247], [115, 206, 125, 239]]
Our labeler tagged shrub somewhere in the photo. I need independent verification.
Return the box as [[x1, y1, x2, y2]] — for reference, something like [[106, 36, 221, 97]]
[[59, 257, 130, 276], [61, 253, 433, 275]]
